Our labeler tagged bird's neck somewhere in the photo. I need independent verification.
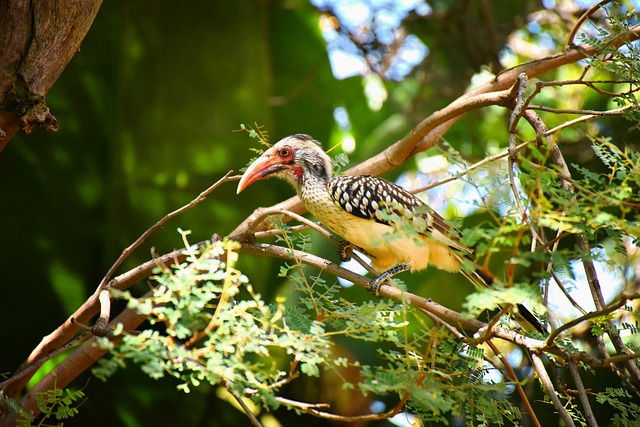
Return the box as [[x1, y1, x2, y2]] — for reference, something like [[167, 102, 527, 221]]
[[293, 167, 327, 198], [293, 160, 332, 213], [292, 154, 332, 193], [304, 165, 331, 186]]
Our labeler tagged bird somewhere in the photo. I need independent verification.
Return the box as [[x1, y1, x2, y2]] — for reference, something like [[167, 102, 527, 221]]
[[236, 134, 543, 332]]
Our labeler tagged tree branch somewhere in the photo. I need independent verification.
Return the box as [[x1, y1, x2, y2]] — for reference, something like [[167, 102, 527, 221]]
[[523, 108, 640, 388], [1, 292, 152, 425], [567, 357, 598, 427], [486, 340, 541, 427]]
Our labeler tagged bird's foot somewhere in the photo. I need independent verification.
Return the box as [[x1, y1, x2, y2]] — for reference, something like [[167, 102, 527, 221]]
[[367, 276, 384, 296], [337, 240, 366, 262], [367, 262, 411, 296], [337, 240, 353, 262]]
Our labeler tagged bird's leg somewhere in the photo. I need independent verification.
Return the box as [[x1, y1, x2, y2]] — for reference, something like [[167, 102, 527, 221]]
[[368, 262, 411, 295]]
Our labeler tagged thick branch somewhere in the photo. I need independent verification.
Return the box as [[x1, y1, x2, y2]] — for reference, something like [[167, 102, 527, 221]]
[[0, 248, 187, 402], [0, 297, 151, 425]]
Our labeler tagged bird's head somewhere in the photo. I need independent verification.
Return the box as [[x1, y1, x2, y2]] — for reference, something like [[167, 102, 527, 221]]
[[237, 134, 333, 193]]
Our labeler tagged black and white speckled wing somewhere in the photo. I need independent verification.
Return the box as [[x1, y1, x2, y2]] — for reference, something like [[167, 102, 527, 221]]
[[327, 175, 470, 253]]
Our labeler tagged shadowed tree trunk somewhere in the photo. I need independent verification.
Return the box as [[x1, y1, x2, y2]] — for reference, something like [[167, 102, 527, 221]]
[[0, 1, 102, 152]]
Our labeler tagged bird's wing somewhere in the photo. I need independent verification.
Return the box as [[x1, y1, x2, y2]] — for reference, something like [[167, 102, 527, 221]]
[[327, 175, 471, 254]]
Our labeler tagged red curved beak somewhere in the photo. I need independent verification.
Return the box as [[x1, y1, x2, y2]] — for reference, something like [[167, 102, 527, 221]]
[[236, 153, 278, 194]]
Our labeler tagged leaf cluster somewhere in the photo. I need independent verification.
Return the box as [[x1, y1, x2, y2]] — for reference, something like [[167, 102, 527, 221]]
[[1, 387, 86, 427], [94, 239, 334, 405], [595, 387, 640, 427], [519, 137, 639, 251]]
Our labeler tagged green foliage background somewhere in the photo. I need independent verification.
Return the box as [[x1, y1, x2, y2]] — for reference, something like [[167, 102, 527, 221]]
[[1, 1, 639, 426]]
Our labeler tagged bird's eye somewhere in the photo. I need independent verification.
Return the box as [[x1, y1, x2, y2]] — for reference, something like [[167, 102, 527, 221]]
[[279, 147, 292, 158]]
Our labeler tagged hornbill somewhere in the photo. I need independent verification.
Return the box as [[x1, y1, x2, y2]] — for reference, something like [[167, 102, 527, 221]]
[[237, 134, 543, 332]]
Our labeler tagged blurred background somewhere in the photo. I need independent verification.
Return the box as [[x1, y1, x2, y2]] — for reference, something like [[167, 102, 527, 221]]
[[1, 1, 638, 425]]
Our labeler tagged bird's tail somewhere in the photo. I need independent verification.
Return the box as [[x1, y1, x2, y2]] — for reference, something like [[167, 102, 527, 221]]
[[456, 255, 545, 334]]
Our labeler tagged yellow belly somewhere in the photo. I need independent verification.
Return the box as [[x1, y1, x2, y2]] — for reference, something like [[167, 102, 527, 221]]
[[302, 183, 462, 274], [318, 208, 461, 273]]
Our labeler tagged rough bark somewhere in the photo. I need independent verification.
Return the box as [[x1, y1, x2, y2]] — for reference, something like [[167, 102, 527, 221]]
[[0, 0, 102, 151]]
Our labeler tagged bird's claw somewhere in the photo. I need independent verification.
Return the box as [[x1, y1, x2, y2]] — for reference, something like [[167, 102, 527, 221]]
[[367, 262, 411, 296], [367, 276, 384, 296], [337, 240, 364, 262]]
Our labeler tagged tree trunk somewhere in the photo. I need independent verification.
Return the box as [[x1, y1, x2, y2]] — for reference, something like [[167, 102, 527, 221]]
[[0, 0, 102, 152]]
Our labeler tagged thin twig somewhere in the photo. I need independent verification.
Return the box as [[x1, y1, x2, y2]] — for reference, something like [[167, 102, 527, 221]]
[[274, 396, 397, 422], [566, 0, 614, 47], [225, 381, 263, 427], [241, 207, 336, 243], [537, 78, 640, 98], [548, 268, 588, 316], [567, 358, 598, 427], [546, 291, 640, 345], [417, 307, 466, 340], [254, 223, 311, 239], [486, 340, 542, 427], [531, 354, 577, 427], [412, 138, 536, 194], [0, 333, 90, 391], [98, 170, 237, 290], [508, 74, 547, 248], [528, 104, 636, 116]]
